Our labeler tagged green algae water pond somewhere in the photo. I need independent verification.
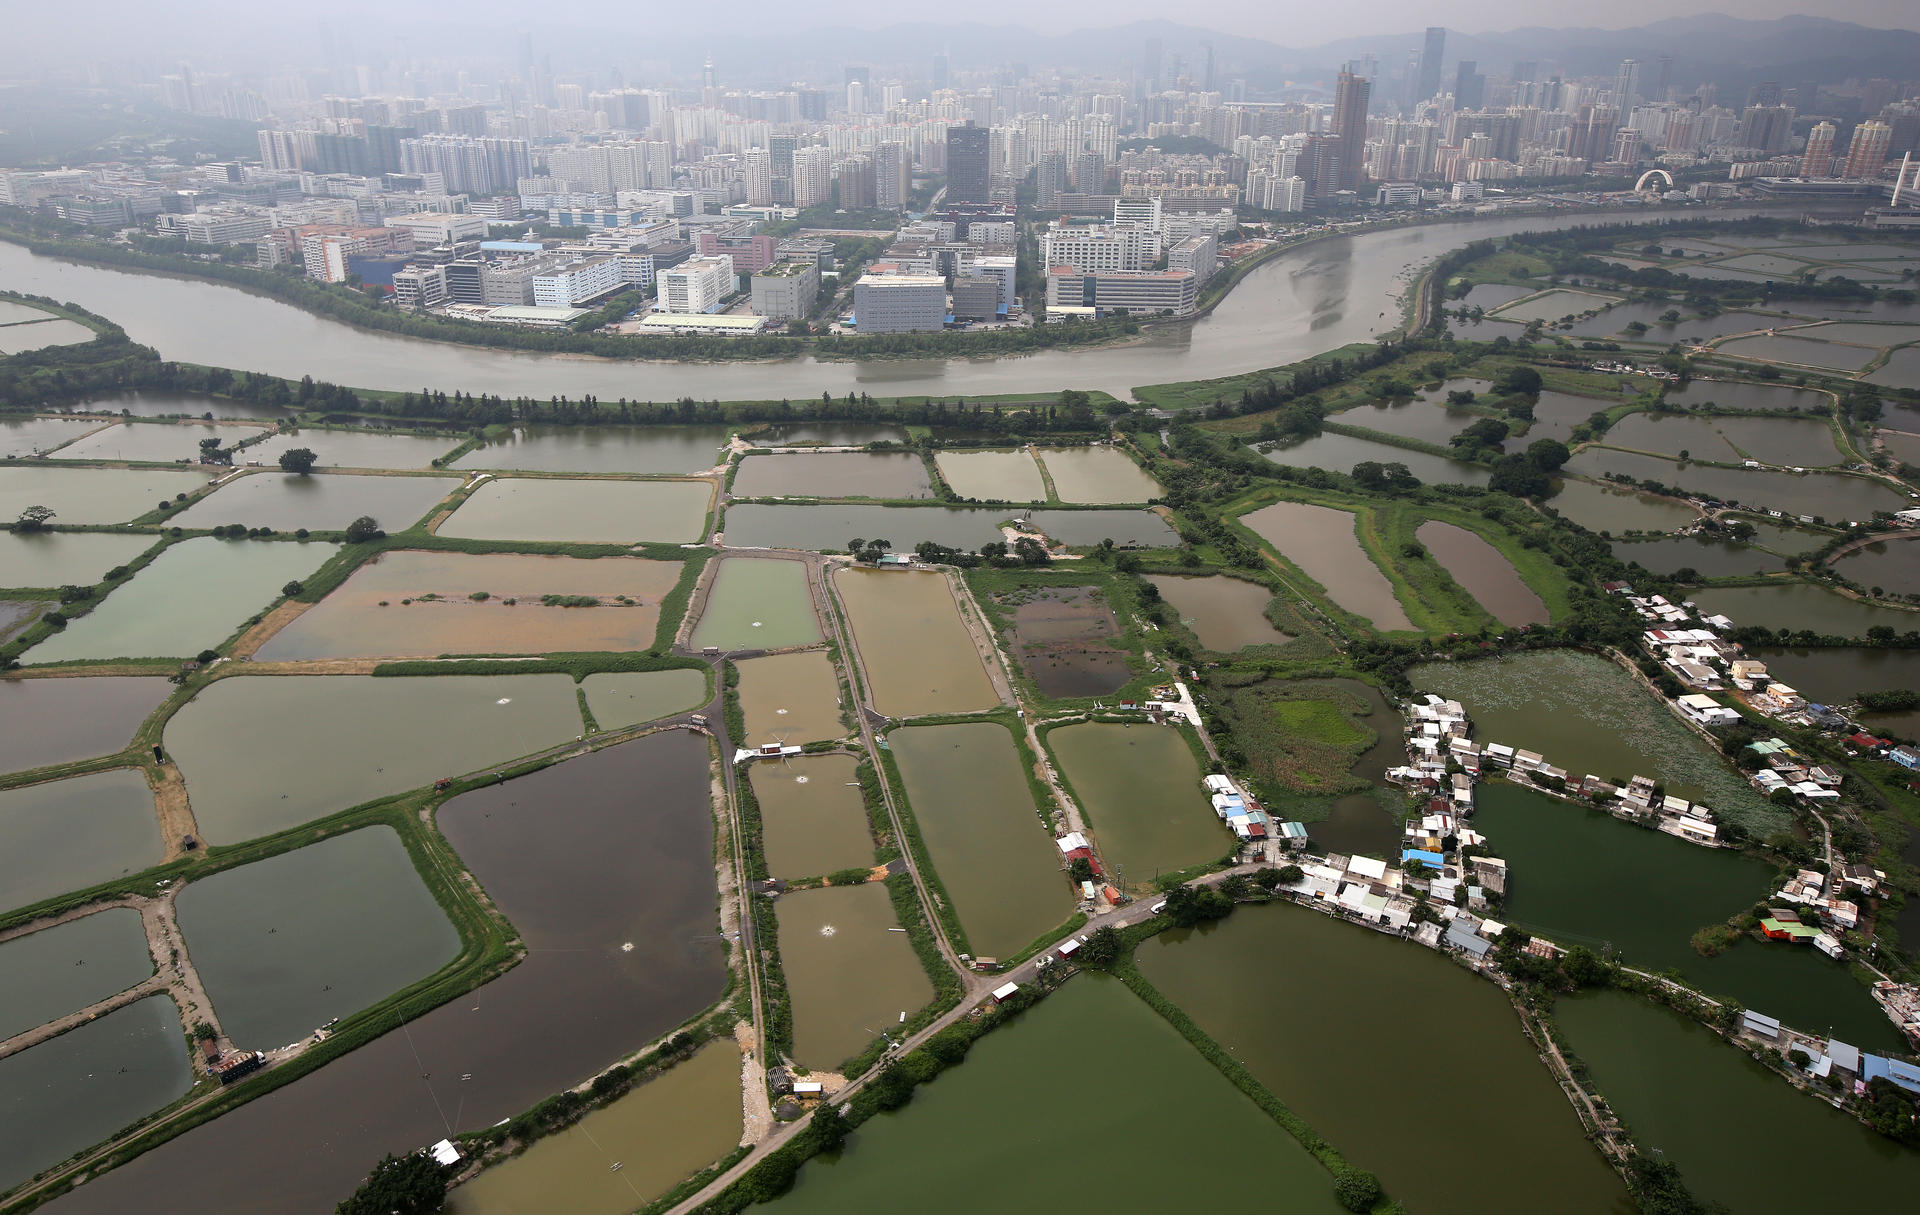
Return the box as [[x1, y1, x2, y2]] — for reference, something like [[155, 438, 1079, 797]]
[[691, 557, 821, 651], [1047, 721, 1222, 884], [1557, 991, 1920, 1214], [1138, 903, 1632, 1215], [1475, 784, 1902, 1051], [888, 721, 1073, 959], [761, 973, 1347, 1214]]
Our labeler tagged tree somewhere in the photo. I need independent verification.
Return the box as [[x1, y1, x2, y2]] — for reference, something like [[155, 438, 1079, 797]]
[[282, 581, 304, 598], [335, 1152, 446, 1215], [1162, 882, 1232, 927], [1079, 925, 1123, 968], [13, 505, 54, 533], [1525, 438, 1571, 471], [1451, 417, 1510, 450], [1013, 535, 1051, 566], [1493, 365, 1543, 397], [1488, 452, 1552, 498], [278, 447, 318, 475], [343, 515, 383, 544], [1332, 1164, 1382, 1212]]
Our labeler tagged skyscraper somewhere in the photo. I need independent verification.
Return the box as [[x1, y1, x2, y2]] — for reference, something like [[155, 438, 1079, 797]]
[[743, 148, 772, 206], [1417, 27, 1446, 104], [1655, 55, 1674, 102], [1331, 70, 1372, 193], [792, 146, 833, 209], [874, 141, 910, 211], [1614, 60, 1640, 115], [1843, 120, 1892, 180], [1143, 37, 1162, 93], [1453, 62, 1484, 111], [1802, 121, 1837, 177], [947, 121, 991, 203]]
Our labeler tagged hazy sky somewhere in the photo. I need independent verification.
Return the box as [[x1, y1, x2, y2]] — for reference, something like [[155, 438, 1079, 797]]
[[4, 1, 1917, 66]]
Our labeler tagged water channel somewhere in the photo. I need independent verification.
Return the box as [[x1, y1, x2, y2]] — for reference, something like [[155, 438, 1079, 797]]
[[0, 211, 1780, 402]]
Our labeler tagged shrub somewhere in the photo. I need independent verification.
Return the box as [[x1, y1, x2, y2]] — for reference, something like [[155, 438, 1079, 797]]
[[1333, 1164, 1381, 1212]]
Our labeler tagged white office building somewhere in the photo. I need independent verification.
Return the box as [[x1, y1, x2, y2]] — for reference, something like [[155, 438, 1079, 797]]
[[383, 211, 487, 245], [393, 264, 450, 309], [853, 274, 947, 333], [1045, 268, 1196, 316], [532, 256, 623, 308], [1112, 196, 1164, 233], [969, 255, 1018, 312], [657, 254, 735, 314], [1040, 222, 1159, 273], [1167, 233, 1218, 278]]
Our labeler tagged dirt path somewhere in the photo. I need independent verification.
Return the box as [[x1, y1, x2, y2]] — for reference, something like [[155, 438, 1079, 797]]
[[149, 763, 200, 858], [943, 568, 1017, 709], [229, 598, 314, 659]]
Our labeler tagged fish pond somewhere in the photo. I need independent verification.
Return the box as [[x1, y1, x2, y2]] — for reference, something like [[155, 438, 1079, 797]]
[[254, 550, 681, 660], [0, 909, 154, 1042], [452, 424, 733, 474], [749, 422, 910, 446], [0, 417, 100, 458], [438, 477, 712, 544], [1415, 520, 1548, 626], [0, 531, 156, 590], [932, 449, 1047, 502], [52, 420, 266, 463], [1567, 448, 1908, 521], [0, 995, 191, 1195], [889, 722, 1074, 960], [834, 568, 997, 718], [1138, 903, 1632, 1215], [1663, 380, 1833, 413], [0, 466, 207, 525], [1476, 784, 1901, 1050], [999, 583, 1131, 700], [173, 471, 456, 532], [248, 429, 459, 470], [1602, 412, 1842, 466], [446, 1041, 742, 1215], [733, 451, 932, 499], [0, 770, 163, 914], [164, 674, 585, 841], [1259, 429, 1492, 487], [762, 974, 1347, 1214], [1146, 574, 1292, 652], [1556, 992, 1920, 1214], [26, 538, 334, 664], [773, 882, 933, 1070], [1240, 500, 1413, 630], [1410, 650, 1782, 833], [579, 669, 710, 730], [1046, 722, 1222, 883], [1833, 536, 1920, 597], [1689, 582, 1920, 636], [177, 826, 460, 1051], [1751, 647, 1920, 739], [750, 754, 874, 880], [1611, 535, 1788, 578], [690, 557, 820, 651], [1034, 446, 1162, 504], [734, 650, 845, 745], [1549, 479, 1698, 535], [0, 676, 174, 775]]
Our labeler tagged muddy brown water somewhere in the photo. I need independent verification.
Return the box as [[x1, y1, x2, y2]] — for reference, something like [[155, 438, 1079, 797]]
[[751, 754, 874, 880], [445, 1040, 742, 1215], [175, 826, 462, 1052], [255, 551, 682, 660], [834, 568, 997, 718], [1146, 574, 1292, 652], [1035, 447, 1162, 504], [0, 770, 163, 916], [437, 478, 713, 544], [43, 732, 724, 1215], [735, 650, 846, 746], [1415, 521, 1548, 627], [1005, 585, 1130, 700], [1240, 500, 1414, 631], [933, 450, 1048, 502], [0, 908, 154, 1042], [733, 452, 932, 500], [0, 677, 174, 776], [452, 425, 733, 475], [774, 882, 933, 1070]]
